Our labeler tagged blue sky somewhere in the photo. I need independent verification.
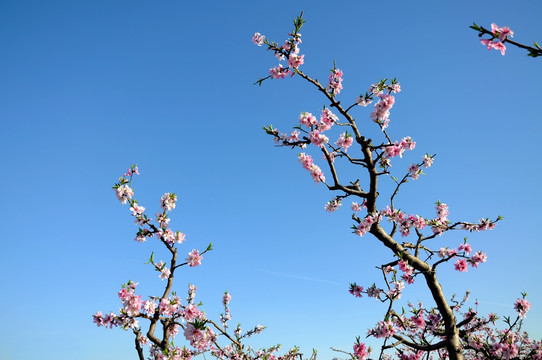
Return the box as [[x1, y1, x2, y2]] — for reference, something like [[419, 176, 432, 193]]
[[1, 1, 541, 359]]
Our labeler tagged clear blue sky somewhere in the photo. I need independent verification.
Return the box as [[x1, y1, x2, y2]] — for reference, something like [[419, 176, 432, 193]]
[[1, 1, 541, 359]]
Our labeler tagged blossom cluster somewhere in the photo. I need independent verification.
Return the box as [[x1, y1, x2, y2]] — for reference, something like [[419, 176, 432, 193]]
[[480, 23, 514, 55], [253, 14, 537, 360], [298, 153, 325, 183], [326, 68, 343, 96], [252, 16, 305, 80], [99, 166, 294, 359]]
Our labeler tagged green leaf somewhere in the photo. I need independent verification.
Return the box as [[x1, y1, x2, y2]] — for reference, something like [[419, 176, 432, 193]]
[[145, 252, 155, 265], [469, 22, 481, 31]]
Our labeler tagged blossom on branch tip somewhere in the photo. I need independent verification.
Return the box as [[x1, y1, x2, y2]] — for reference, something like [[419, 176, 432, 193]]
[[423, 154, 434, 168], [252, 32, 265, 46], [324, 199, 341, 212], [222, 291, 231, 306], [514, 298, 531, 318], [269, 64, 292, 79], [349, 283, 364, 298], [160, 193, 177, 211], [326, 68, 343, 95], [124, 166, 140, 177], [336, 132, 354, 152], [353, 341, 370, 360], [186, 249, 203, 267], [491, 23, 514, 41]]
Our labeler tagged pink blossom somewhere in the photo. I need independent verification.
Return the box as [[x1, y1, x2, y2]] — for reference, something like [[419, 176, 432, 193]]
[[93, 311, 104, 327], [159, 296, 180, 316], [156, 261, 171, 280], [324, 199, 341, 212], [480, 38, 494, 50], [222, 292, 231, 306], [144, 300, 157, 316], [161, 228, 176, 245], [470, 251, 487, 268], [389, 281, 404, 299], [351, 202, 362, 212], [412, 313, 425, 329], [309, 164, 325, 183], [160, 193, 177, 211], [124, 166, 140, 177], [134, 233, 147, 243], [423, 154, 433, 168], [184, 324, 214, 351], [413, 215, 426, 230], [299, 112, 318, 128], [353, 342, 370, 360], [252, 32, 265, 46], [319, 108, 337, 131], [492, 41, 507, 55], [326, 68, 343, 95], [297, 153, 326, 183], [408, 164, 421, 180], [372, 319, 396, 338], [459, 243, 472, 254], [287, 53, 304, 68], [369, 83, 383, 97], [174, 231, 186, 244], [437, 247, 449, 259], [349, 284, 364, 298], [398, 260, 413, 277], [355, 215, 377, 237], [356, 95, 372, 107], [115, 185, 134, 204], [186, 249, 203, 267], [370, 94, 395, 129], [269, 64, 291, 79], [384, 144, 404, 158], [454, 259, 468, 272], [491, 23, 514, 41], [336, 132, 354, 152], [156, 213, 170, 228], [297, 153, 313, 170], [183, 303, 202, 322], [514, 298, 531, 318], [288, 130, 300, 141], [400, 136, 416, 151], [480, 38, 507, 56], [367, 284, 381, 299], [308, 130, 328, 147], [436, 202, 449, 220]]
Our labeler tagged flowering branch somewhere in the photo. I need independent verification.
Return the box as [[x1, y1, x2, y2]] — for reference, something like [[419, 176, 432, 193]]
[[471, 22, 542, 57], [94, 165, 302, 360], [253, 13, 540, 360]]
